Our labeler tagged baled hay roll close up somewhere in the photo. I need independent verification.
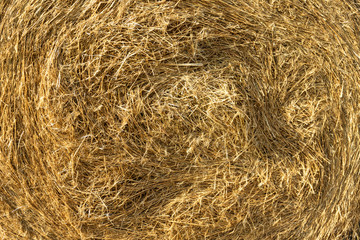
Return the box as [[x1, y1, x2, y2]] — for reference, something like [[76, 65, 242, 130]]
[[1, 0, 360, 239]]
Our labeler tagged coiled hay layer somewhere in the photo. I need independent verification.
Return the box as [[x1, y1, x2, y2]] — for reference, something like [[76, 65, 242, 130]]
[[1, 0, 360, 239]]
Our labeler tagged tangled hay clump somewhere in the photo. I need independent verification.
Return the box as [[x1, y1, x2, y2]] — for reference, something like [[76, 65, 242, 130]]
[[1, 0, 360, 239]]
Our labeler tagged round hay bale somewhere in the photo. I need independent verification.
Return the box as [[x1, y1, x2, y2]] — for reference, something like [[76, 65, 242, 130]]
[[1, 0, 360, 239]]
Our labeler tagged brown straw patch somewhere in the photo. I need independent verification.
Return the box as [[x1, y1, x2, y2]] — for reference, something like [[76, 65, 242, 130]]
[[1, 0, 360, 239]]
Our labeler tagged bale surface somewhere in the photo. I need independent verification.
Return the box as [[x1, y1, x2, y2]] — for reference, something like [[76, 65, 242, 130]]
[[1, 0, 360, 239]]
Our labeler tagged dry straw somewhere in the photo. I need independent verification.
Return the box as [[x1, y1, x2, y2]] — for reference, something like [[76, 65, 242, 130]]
[[1, 0, 360, 239]]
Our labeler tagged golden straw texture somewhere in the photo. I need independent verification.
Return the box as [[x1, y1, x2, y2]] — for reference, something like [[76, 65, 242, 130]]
[[1, 0, 360, 239]]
